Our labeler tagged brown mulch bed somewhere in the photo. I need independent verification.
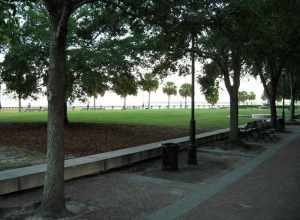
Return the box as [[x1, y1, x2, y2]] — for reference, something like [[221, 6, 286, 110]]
[[0, 123, 191, 157]]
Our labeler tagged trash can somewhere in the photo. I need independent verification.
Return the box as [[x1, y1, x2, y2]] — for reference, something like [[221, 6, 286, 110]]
[[162, 143, 179, 171], [277, 118, 285, 130]]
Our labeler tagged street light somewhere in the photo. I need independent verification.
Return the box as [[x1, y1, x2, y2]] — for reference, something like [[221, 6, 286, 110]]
[[281, 73, 286, 130], [188, 32, 197, 165], [184, 12, 201, 165]]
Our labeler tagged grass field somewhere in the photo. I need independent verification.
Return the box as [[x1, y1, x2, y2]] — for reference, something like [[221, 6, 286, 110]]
[[0, 108, 271, 129]]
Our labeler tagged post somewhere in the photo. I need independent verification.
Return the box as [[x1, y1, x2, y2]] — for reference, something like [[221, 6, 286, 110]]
[[0, 83, 2, 110], [188, 33, 197, 165], [282, 73, 286, 130]]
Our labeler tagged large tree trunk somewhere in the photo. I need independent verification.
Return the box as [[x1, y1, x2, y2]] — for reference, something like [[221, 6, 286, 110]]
[[123, 96, 126, 109], [258, 69, 280, 129], [222, 49, 241, 143], [290, 90, 296, 121], [269, 91, 277, 128], [229, 88, 239, 142], [93, 95, 96, 109], [185, 97, 187, 109], [148, 91, 151, 109], [167, 95, 170, 108], [64, 101, 69, 125], [289, 72, 296, 121], [40, 11, 68, 217], [18, 95, 22, 112], [0, 83, 2, 109], [270, 80, 279, 129]]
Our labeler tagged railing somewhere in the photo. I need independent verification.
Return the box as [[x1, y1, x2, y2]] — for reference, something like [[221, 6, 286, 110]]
[[0, 104, 297, 112]]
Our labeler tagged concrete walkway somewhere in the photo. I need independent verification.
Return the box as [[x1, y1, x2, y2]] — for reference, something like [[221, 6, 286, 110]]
[[1, 126, 300, 220]]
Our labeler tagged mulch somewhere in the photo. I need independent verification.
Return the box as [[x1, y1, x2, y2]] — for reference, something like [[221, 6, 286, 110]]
[[0, 123, 190, 157]]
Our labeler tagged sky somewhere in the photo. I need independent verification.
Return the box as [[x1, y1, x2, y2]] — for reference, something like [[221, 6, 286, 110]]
[[0, 65, 265, 108]]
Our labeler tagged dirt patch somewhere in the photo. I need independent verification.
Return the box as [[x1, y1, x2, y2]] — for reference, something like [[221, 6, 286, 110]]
[[0, 123, 191, 157]]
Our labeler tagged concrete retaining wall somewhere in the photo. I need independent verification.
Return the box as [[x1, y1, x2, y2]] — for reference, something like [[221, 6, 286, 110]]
[[0, 128, 229, 195]]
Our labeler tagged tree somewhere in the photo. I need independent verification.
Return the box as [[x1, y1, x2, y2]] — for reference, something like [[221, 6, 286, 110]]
[[80, 69, 109, 108], [112, 73, 138, 109], [248, 0, 300, 128], [283, 50, 300, 121], [1, 43, 41, 112], [198, 62, 220, 107], [205, 87, 219, 106], [139, 73, 159, 109], [248, 91, 256, 104], [2, 0, 160, 217], [198, 0, 257, 143], [238, 91, 249, 104], [287, 71, 300, 121], [0, 80, 2, 109], [179, 83, 192, 108], [163, 81, 177, 108], [37, 0, 138, 217], [0, 3, 46, 112], [277, 67, 300, 121], [36, 0, 152, 216]]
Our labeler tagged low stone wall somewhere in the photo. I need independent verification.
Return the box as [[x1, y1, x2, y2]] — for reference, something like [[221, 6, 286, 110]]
[[0, 128, 229, 195]]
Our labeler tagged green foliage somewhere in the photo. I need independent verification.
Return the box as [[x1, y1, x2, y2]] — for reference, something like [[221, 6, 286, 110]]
[[111, 73, 138, 98], [238, 91, 249, 104], [1, 3, 47, 102], [238, 91, 256, 104], [198, 62, 220, 105], [1, 42, 41, 100], [0, 1, 18, 51], [205, 87, 219, 106], [179, 83, 192, 98], [163, 82, 177, 96], [80, 70, 108, 99], [139, 73, 159, 93], [247, 0, 300, 107], [248, 92, 256, 102]]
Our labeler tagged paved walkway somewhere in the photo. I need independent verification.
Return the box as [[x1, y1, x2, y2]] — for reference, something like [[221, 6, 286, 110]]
[[179, 129, 300, 220], [1, 126, 300, 220], [145, 127, 300, 220]]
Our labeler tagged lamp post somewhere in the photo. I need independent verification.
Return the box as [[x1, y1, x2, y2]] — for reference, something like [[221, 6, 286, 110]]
[[281, 73, 286, 130], [0, 83, 2, 110], [188, 32, 197, 165]]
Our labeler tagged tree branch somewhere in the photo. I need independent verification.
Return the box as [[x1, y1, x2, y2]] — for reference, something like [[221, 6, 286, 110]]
[[55, 3, 72, 39], [71, 0, 99, 12], [259, 71, 270, 99]]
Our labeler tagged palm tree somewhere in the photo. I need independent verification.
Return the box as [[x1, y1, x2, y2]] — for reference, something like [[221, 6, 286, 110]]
[[162, 82, 177, 108], [139, 73, 159, 109], [112, 73, 138, 109], [179, 83, 192, 108]]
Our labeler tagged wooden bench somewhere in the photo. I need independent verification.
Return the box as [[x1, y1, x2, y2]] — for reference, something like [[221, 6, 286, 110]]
[[240, 120, 278, 142], [240, 121, 257, 140], [255, 120, 278, 141]]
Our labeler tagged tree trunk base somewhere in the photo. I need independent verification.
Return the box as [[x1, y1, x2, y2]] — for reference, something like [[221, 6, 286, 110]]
[[64, 117, 70, 127], [35, 203, 72, 219], [0, 201, 72, 220]]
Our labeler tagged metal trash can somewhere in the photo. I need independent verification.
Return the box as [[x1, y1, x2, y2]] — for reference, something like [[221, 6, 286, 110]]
[[162, 143, 179, 171]]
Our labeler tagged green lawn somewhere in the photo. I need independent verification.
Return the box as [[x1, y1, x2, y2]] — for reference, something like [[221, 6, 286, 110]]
[[0, 108, 271, 129]]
